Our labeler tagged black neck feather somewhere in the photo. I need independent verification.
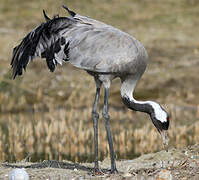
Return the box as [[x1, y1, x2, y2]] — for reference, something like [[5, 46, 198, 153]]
[[122, 95, 169, 131], [122, 96, 153, 115]]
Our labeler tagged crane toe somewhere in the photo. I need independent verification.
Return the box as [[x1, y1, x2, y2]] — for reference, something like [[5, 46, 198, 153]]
[[110, 167, 119, 174], [92, 168, 104, 176]]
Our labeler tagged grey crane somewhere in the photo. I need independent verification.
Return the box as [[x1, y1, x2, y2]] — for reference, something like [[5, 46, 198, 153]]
[[11, 6, 169, 174]]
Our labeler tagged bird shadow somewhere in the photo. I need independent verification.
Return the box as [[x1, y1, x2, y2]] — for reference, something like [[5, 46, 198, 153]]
[[2, 160, 111, 174]]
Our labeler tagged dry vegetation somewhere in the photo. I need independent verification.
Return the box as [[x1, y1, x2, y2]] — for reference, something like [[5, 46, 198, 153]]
[[0, 0, 199, 163]]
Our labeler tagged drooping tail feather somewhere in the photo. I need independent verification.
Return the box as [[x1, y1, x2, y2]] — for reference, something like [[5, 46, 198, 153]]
[[43, 10, 51, 22], [62, 5, 76, 17], [11, 9, 76, 79], [11, 23, 45, 79]]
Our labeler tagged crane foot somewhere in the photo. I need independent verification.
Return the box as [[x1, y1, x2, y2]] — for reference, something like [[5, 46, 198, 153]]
[[110, 167, 118, 174], [92, 168, 104, 175]]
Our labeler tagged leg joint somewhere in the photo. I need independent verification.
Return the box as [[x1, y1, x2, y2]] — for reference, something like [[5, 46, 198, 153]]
[[92, 111, 99, 119], [102, 111, 110, 120]]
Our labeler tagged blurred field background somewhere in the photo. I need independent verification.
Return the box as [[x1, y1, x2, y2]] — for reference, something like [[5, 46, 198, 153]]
[[0, 0, 199, 163]]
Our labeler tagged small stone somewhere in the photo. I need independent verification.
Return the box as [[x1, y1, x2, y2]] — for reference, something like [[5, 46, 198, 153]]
[[189, 162, 197, 168], [184, 151, 189, 156], [9, 168, 29, 180], [191, 155, 199, 159], [181, 177, 187, 180], [123, 172, 132, 177], [155, 169, 172, 180]]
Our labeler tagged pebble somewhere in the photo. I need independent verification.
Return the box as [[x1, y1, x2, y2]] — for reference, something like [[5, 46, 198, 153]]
[[191, 155, 199, 159], [155, 169, 172, 180], [8, 168, 29, 180], [123, 172, 133, 177], [189, 162, 197, 168], [74, 168, 78, 172]]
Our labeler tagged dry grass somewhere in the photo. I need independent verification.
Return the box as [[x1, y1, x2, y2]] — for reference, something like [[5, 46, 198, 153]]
[[0, 104, 198, 162], [0, 0, 199, 162]]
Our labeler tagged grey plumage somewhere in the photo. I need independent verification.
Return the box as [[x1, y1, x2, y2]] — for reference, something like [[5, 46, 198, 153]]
[[11, 6, 147, 78], [11, 6, 169, 174]]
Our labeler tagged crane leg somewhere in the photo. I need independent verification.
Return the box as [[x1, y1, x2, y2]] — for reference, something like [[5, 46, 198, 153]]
[[92, 78, 102, 174], [102, 87, 118, 174]]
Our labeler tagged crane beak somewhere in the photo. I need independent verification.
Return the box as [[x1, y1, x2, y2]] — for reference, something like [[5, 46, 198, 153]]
[[160, 130, 169, 151]]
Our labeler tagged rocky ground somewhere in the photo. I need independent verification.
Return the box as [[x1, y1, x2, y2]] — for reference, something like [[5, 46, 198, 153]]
[[0, 144, 198, 180]]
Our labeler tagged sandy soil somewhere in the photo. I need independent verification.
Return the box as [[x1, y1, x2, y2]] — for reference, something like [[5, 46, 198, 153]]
[[0, 144, 199, 180]]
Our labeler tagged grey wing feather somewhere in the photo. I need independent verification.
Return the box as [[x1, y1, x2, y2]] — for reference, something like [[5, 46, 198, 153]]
[[68, 25, 143, 73], [65, 11, 146, 73]]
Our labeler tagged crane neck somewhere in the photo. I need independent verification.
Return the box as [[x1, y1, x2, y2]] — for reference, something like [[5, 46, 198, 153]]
[[122, 95, 154, 115], [120, 77, 154, 115]]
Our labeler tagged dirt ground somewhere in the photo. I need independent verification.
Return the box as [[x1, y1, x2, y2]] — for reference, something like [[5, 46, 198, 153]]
[[0, 144, 198, 180]]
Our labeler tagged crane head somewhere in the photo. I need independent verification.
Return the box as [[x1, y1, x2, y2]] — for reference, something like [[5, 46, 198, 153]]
[[149, 102, 170, 150]]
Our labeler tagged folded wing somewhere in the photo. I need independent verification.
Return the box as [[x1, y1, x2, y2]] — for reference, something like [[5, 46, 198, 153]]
[[11, 11, 76, 79]]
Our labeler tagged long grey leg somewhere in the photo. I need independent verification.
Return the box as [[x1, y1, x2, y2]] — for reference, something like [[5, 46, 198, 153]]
[[92, 78, 102, 172], [102, 87, 118, 173]]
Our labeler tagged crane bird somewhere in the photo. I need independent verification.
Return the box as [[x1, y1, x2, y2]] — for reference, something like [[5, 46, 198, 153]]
[[11, 5, 169, 174]]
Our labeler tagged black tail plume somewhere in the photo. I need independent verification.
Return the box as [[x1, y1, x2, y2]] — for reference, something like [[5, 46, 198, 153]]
[[62, 5, 76, 17], [43, 10, 51, 22], [11, 11, 74, 79], [11, 23, 45, 79]]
